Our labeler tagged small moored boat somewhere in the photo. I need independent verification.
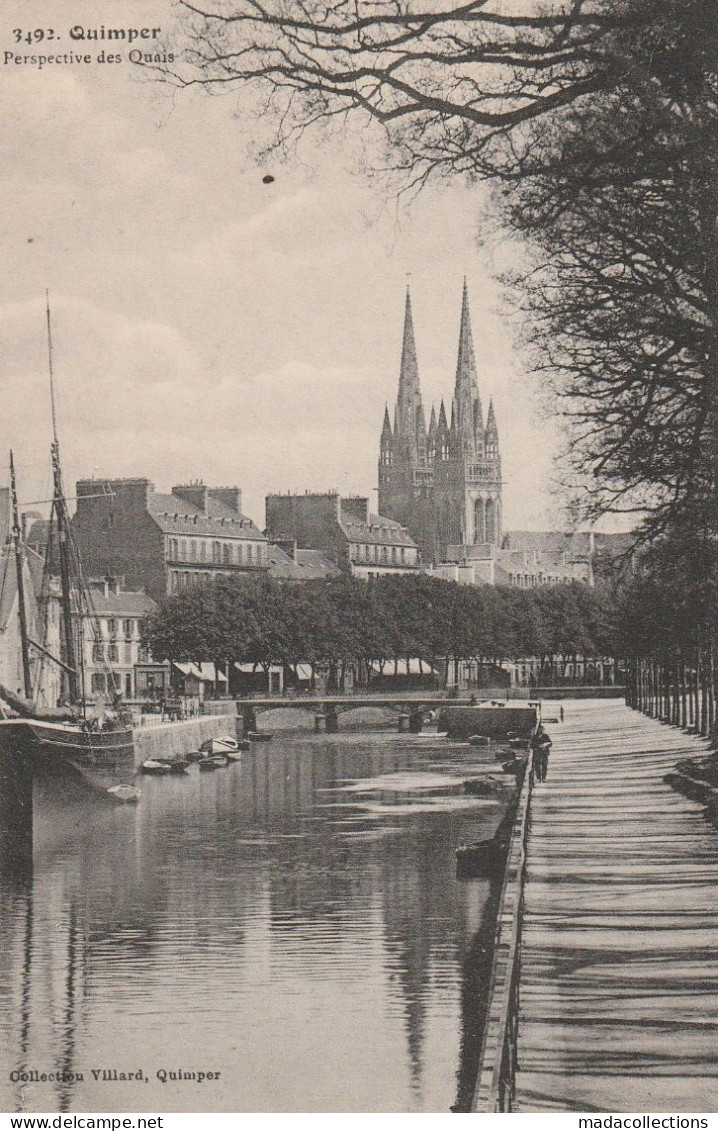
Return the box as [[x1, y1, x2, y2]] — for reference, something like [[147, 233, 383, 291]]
[[141, 759, 170, 775], [106, 784, 141, 803], [456, 835, 508, 879], [200, 736, 240, 755], [199, 754, 229, 770], [246, 732, 273, 742], [167, 759, 191, 774]]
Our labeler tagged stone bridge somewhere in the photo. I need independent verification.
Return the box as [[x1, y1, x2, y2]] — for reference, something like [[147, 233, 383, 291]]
[[235, 696, 537, 735]]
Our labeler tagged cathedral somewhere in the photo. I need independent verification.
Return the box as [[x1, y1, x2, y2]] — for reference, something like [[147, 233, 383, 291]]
[[378, 281, 502, 565]]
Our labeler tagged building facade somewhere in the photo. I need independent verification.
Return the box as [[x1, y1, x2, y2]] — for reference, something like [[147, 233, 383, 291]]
[[378, 282, 502, 564], [79, 576, 156, 700], [71, 479, 269, 603], [265, 492, 419, 578]]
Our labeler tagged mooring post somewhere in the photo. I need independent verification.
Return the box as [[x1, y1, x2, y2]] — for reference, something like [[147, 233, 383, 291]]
[[326, 705, 339, 733], [0, 750, 33, 882], [243, 705, 257, 734], [314, 713, 327, 733], [409, 709, 424, 733], [398, 712, 410, 733]]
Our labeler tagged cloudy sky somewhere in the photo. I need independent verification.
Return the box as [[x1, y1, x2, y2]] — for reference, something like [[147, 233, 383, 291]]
[[0, 0, 569, 533]]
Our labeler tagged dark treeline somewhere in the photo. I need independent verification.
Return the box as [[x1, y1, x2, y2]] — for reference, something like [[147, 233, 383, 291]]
[[144, 573, 619, 688], [618, 531, 717, 741]]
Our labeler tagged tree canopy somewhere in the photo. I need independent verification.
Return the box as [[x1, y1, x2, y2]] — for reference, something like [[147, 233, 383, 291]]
[[143, 573, 621, 678]]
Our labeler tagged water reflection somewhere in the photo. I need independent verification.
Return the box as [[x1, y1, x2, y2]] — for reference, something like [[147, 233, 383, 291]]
[[0, 733, 508, 1112]]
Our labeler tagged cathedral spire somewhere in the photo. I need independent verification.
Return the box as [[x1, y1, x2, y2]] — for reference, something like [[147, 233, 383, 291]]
[[382, 403, 393, 439], [393, 287, 426, 463], [485, 397, 499, 460], [452, 279, 483, 458]]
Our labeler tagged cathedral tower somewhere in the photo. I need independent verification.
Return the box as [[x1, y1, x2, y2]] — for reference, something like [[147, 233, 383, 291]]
[[378, 290, 437, 561], [378, 283, 502, 564], [432, 281, 502, 555]]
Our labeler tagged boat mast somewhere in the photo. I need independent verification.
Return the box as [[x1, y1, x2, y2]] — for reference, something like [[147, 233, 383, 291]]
[[46, 293, 79, 704], [9, 450, 33, 701]]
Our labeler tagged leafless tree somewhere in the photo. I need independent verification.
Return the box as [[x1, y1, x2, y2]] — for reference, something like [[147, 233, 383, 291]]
[[165, 0, 716, 538]]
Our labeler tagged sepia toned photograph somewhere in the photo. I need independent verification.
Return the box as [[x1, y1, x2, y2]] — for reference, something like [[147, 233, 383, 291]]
[[0, 0, 715, 1117]]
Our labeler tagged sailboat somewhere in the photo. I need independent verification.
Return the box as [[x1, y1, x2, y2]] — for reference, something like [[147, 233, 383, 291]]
[[0, 298, 135, 769]]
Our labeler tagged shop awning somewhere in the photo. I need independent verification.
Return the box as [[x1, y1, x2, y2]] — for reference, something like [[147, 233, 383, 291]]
[[198, 663, 227, 682], [234, 662, 283, 675], [369, 658, 436, 676]]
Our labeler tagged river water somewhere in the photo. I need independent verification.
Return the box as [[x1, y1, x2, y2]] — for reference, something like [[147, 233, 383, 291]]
[[0, 728, 510, 1113]]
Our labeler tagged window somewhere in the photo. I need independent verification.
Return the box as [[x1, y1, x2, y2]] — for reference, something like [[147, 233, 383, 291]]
[[92, 643, 104, 663], [123, 619, 134, 640], [400, 547, 405, 563], [179, 540, 187, 560], [212, 541, 221, 563], [91, 673, 106, 693], [190, 540, 197, 561], [108, 644, 119, 663], [222, 543, 231, 563], [124, 643, 133, 664], [200, 541, 206, 561], [247, 544, 254, 564], [107, 618, 117, 637], [170, 539, 178, 560], [391, 546, 397, 563]]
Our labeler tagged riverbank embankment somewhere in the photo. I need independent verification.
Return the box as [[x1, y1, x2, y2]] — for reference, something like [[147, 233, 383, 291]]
[[134, 713, 238, 767]]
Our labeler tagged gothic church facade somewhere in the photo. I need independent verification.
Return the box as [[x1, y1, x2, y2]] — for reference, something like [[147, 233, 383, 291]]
[[378, 282, 502, 565]]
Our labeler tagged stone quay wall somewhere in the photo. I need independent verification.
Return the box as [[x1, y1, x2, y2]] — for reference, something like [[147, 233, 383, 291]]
[[134, 714, 239, 767]]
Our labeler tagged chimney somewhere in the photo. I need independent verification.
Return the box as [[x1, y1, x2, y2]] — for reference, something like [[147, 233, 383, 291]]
[[172, 482, 208, 513], [276, 539, 298, 562], [341, 496, 369, 524], [208, 486, 242, 513]]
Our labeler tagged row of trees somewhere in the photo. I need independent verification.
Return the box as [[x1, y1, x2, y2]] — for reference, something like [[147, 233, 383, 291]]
[[618, 533, 717, 739], [145, 548, 716, 736], [144, 573, 620, 685]]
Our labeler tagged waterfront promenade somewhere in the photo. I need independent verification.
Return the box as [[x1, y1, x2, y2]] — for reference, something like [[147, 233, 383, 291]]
[[515, 701, 718, 1111]]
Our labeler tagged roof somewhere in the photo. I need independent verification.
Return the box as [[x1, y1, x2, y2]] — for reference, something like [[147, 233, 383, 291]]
[[503, 530, 593, 556], [503, 530, 636, 563], [148, 492, 265, 541], [267, 544, 341, 580], [83, 589, 156, 617], [340, 510, 417, 548], [27, 518, 52, 552]]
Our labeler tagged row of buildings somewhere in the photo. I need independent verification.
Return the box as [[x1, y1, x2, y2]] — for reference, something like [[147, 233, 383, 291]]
[[59, 284, 628, 602], [1, 283, 630, 703]]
